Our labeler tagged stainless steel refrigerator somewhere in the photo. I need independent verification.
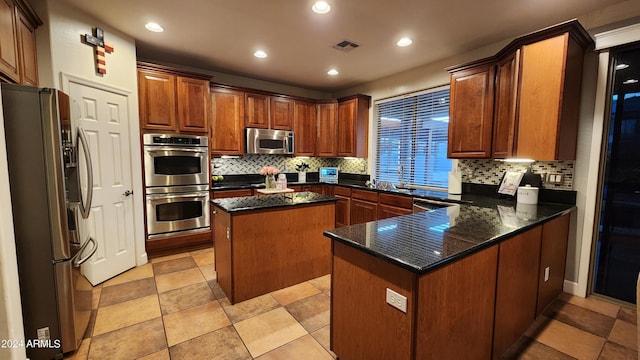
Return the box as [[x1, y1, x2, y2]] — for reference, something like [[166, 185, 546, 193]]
[[2, 83, 97, 360]]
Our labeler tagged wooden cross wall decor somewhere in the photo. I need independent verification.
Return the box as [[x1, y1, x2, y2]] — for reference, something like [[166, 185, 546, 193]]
[[82, 27, 114, 75]]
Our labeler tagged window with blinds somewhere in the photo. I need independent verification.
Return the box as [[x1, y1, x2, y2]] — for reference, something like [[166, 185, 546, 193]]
[[375, 86, 451, 189]]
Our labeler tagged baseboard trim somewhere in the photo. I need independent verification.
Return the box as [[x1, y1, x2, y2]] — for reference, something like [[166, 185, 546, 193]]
[[563, 280, 582, 297]]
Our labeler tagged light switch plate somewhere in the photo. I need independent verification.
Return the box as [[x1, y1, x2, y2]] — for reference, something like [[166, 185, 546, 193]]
[[386, 288, 407, 313]]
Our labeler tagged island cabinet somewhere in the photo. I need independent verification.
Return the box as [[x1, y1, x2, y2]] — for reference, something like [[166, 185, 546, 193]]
[[316, 101, 338, 157], [492, 225, 542, 359], [337, 95, 371, 158], [137, 62, 211, 134], [447, 20, 593, 160], [0, 0, 41, 85], [209, 86, 245, 155], [245, 92, 294, 130], [293, 100, 317, 155], [536, 213, 570, 316], [326, 204, 574, 360], [212, 193, 336, 304]]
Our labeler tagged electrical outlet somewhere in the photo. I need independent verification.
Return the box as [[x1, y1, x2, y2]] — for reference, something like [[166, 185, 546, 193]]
[[544, 266, 550, 282], [386, 288, 407, 313], [549, 173, 564, 184]]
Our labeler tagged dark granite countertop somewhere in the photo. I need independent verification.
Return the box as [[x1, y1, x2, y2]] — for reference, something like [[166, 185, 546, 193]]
[[211, 191, 338, 213], [323, 199, 575, 275]]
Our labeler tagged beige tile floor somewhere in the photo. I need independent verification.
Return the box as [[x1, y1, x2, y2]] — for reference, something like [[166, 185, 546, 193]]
[[64, 247, 638, 359]]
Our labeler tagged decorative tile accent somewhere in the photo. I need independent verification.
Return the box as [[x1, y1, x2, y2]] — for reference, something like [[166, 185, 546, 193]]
[[458, 159, 574, 190], [211, 155, 368, 176]]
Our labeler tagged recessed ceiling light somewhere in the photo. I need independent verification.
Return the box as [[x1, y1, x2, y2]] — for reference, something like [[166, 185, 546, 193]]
[[397, 37, 412, 47], [327, 69, 339, 76], [254, 50, 268, 59], [622, 79, 638, 84], [145, 22, 164, 33], [616, 63, 629, 70], [312, 1, 331, 14]]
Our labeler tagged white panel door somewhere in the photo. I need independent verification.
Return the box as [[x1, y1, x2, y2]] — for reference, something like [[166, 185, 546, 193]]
[[68, 81, 136, 285]]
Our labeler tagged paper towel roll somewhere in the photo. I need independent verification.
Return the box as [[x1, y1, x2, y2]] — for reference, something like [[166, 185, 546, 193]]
[[448, 171, 462, 195]]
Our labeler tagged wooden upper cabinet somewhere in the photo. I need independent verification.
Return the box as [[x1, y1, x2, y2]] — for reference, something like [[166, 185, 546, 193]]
[[0, 0, 19, 82], [337, 95, 370, 158], [492, 50, 520, 159], [447, 64, 495, 159], [270, 97, 293, 130], [447, 20, 592, 161], [138, 69, 177, 131], [137, 62, 211, 134], [209, 87, 244, 155], [316, 101, 338, 157], [0, 0, 41, 85], [293, 100, 317, 156], [245, 92, 269, 128], [245, 93, 293, 130], [516, 33, 586, 160], [177, 77, 209, 132]]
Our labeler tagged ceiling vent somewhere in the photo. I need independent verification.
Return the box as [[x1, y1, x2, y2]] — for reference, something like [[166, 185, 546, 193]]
[[332, 40, 360, 53]]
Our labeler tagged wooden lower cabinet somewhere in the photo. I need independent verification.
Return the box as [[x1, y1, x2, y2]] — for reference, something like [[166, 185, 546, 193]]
[[493, 225, 542, 359], [329, 214, 571, 360], [350, 199, 377, 224], [537, 213, 570, 315], [332, 241, 498, 360], [332, 242, 416, 360], [334, 195, 350, 227], [214, 202, 334, 303], [415, 246, 498, 359], [378, 204, 412, 219]]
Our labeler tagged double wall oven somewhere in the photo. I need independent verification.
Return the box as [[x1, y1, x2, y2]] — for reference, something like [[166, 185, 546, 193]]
[[143, 134, 210, 239]]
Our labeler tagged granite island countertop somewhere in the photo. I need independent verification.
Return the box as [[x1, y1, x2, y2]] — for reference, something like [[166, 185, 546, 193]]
[[323, 199, 574, 275], [211, 191, 338, 213]]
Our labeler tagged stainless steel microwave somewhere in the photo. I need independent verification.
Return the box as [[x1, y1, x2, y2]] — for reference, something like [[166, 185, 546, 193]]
[[245, 128, 294, 155]]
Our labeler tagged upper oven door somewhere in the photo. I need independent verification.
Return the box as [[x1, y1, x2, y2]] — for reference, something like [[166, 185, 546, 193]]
[[144, 146, 209, 187], [245, 128, 294, 154]]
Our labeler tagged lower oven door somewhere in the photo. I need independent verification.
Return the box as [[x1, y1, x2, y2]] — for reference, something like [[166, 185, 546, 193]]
[[146, 189, 210, 237]]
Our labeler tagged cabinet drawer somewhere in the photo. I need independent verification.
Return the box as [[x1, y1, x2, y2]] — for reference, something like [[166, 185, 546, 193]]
[[379, 193, 413, 209], [212, 189, 253, 198], [351, 189, 379, 202], [334, 186, 352, 197]]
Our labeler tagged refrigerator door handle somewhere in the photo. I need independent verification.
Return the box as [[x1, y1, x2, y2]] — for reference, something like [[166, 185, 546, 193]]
[[77, 128, 94, 219], [72, 237, 97, 267]]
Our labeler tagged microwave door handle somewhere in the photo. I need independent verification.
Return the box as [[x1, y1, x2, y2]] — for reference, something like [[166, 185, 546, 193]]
[[77, 128, 94, 219], [284, 136, 290, 152]]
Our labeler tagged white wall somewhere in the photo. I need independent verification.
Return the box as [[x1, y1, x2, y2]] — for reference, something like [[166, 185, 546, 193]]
[[33, 0, 147, 268]]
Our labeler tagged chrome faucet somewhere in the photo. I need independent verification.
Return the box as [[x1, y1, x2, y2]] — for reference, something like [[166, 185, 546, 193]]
[[398, 164, 406, 188]]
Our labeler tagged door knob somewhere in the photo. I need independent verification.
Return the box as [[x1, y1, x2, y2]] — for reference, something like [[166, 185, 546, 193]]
[[123, 190, 133, 197]]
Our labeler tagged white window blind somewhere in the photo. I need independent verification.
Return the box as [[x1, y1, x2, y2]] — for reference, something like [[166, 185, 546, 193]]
[[375, 86, 451, 189]]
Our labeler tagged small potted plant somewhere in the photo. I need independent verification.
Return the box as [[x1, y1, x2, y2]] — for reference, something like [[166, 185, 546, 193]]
[[295, 162, 310, 183], [260, 166, 280, 188]]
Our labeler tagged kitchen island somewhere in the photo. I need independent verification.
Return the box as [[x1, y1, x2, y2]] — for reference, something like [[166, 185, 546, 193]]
[[323, 199, 574, 360], [211, 192, 337, 304]]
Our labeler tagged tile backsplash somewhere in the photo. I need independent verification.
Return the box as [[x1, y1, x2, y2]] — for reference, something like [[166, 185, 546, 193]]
[[458, 159, 574, 190], [211, 155, 368, 175]]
